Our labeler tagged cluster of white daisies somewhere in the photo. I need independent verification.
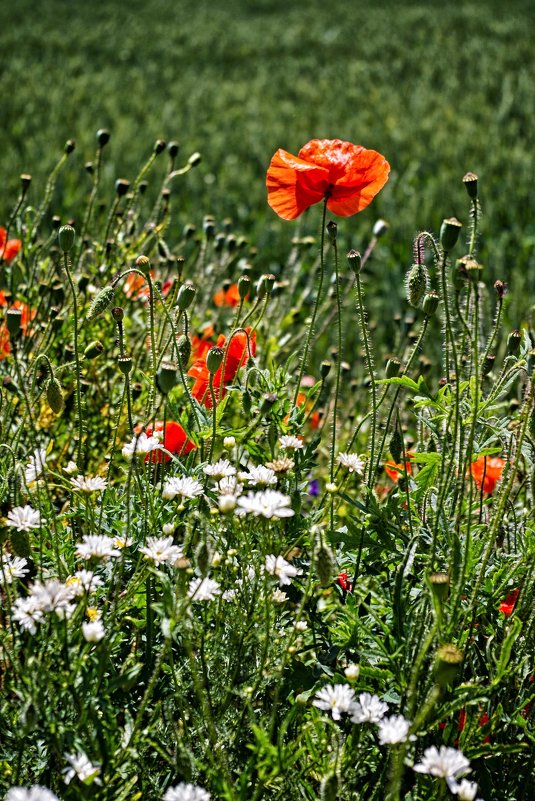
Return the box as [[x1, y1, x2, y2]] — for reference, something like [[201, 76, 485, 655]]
[[3, 779, 209, 801]]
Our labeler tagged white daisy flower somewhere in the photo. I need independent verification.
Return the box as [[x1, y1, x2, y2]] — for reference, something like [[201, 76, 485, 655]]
[[264, 554, 302, 585], [162, 476, 203, 501], [139, 536, 184, 566], [0, 555, 29, 584], [350, 692, 389, 724], [203, 459, 236, 479], [279, 435, 304, 450], [82, 620, 105, 642], [238, 465, 277, 486], [413, 746, 471, 785], [313, 683, 355, 720], [377, 714, 413, 745], [75, 535, 121, 561], [336, 452, 365, 475], [70, 475, 107, 493], [237, 490, 294, 519], [62, 752, 101, 785], [4, 787, 60, 801], [217, 476, 243, 496], [11, 596, 45, 634], [6, 505, 41, 532], [122, 432, 163, 461], [449, 779, 481, 801], [65, 570, 103, 596], [272, 588, 288, 603], [113, 534, 133, 549], [294, 620, 308, 631], [163, 783, 210, 801], [218, 495, 237, 513], [63, 460, 78, 475], [24, 448, 47, 484], [30, 580, 76, 618], [344, 663, 360, 681], [187, 577, 221, 601]]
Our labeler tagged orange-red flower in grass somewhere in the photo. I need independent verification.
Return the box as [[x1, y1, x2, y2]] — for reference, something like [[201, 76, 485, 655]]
[[468, 455, 506, 494], [266, 139, 390, 220], [0, 293, 36, 361], [213, 283, 244, 308], [499, 588, 519, 616], [191, 323, 216, 361], [295, 391, 321, 430], [123, 271, 173, 300], [0, 226, 21, 262], [188, 328, 256, 408], [139, 420, 196, 463], [385, 456, 413, 482]]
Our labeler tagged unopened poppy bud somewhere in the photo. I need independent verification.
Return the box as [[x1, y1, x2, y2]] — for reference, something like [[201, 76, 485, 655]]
[[118, 356, 133, 376], [96, 129, 110, 148], [429, 572, 450, 604], [464, 258, 483, 283], [153, 139, 166, 155], [389, 430, 403, 464], [440, 217, 463, 251], [462, 171, 478, 199], [58, 224, 76, 252], [195, 539, 211, 577], [314, 543, 335, 588], [405, 263, 428, 307], [6, 308, 22, 338], [482, 353, 495, 376], [111, 306, 124, 322], [320, 360, 332, 379], [320, 773, 338, 801], [20, 173, 32, 191], [326, 220, 337, 242], [423, 291, 440, 316], [226, 234, 237, 253], [347, 249, 362, 275], [434, 644, 463, 688], [507, 329, 522, 354], [176, 335, 192, 367], [46, 376, 64, 415], [135, 255, 151, 273], [206, 346, 224, 375], [494, 280, 507, 299], [373, 218, 389, 238], [260, 392, 277, 414], [385, 357, 401, 378], [84, 340, 104, 360], [64, 139, 76, 155], [87, 286, 115, 321], [157, 362, 178, 394], [167, 141, 180, 158], [238, 275, 251, 300], [188, 152, 202, 167], [115, 178, 130, 197], [176, 282, 196, 311]]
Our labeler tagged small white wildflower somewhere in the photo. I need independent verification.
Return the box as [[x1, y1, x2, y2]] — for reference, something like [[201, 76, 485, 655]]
[[4, 787, 60, 801], [162, 522, 175, 536], [279, 435, 304, 450], [203, 459, 236, 479], [163, 783, 210, 801], [66, 570, 103, 596], [223, 436, 236, 449], [139, 536, 184, 566], [377, 714, 413, 745], [217, 476, 243, 496], [30, 580, 76, 619], [238, 465, 277, 486], [75, 535, 121, 561], [350, 692, 389, 724], [449, 779, 481, 801], [63, 752, 101, 785], [187, 577, 221, 601], [11, 596, 45, 634], [70, 475, 107, 493], [325, 482, 338, 493], [63, 460, 78, 475], [113, 534, 133, 549], [82, 620, 105, 643], [313, 684, 355, 720], [272, 588, 288, 604], [122, 432, 162, 461], [336, 452, 365, 475], [237, 490, 294, 519], [413, 746, 471, 784], [219, 495, 237, 513], [0, 555, 29, 584], [162, 476, 203, 501], [344, 663, 360, 681], [294, 620, 308, 631], [264, 554, 302, 586], [24, 448, 47, 484], [6, 505, 41, 532]]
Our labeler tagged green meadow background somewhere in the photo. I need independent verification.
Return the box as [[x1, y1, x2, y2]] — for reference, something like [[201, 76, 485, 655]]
[[1, 0, 534, 319]]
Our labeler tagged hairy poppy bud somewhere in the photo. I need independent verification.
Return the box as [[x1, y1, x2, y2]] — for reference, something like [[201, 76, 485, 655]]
[[494, 280, 507, 299], [238, 275, 251, 300], [87, 286, 115, 321], [464, 258, 483, 283], [64, 139, 76, 155], [177, 282, 196, 311], [206, 346, 224, 375], [6, 308, 22, 338], [373, 218, 389, 238], [188, 152, 202, 167], [96, 129, 110, 148], [482, 353, 495, 376], [257, 273, 276, 298], [20, 173, 32, 191], [422, 291, 439, 317], [195, 540, 211, 577], [115, 178, 130, 197], [157, 362, 178, 394], [111, 306, 124, 322], [405, 262, 428, 308], [507, 329, 522, 355], [58, 225, 76, 253], [440, 217, 462, 251], [385, 357, 401, 378], [46, 376, 64, 415], [118, 356, 133, 376], [434, 644, 463, 688], [84, 340, 104, 360], [326, 220, 337, 242], [347, 249, 362, 275], [320, 360, 332, 379], [154, 139, 166, 155], [462, 171, 478, 199], [314, 542, 335, 588], [167, 141, 180, 158], [429, 572, 450, 604]]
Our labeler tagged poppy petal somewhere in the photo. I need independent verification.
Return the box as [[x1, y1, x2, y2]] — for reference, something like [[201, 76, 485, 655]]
[[327, 149, 390, 216], [267, 149, 329, 220]]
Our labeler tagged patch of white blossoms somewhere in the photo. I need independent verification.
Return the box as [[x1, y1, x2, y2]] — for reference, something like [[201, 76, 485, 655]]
[[350, 692, 390, 724], [163, 783, 210, 801], [70, 475, 107, 493], [188, 577, 221, 601], [24, 448, 47, 484], [75, 535, 121, 561], [377, 714, 413, 745], [237, 490, 294, 519], [139, 536, 184, 566], [279, 435, 304, 450], [264, 554, 301, 585], [238, 465, 277, 486], [313, 684, 356, 721], [6, 505, 41, 532], [63, 752, 101, 785], [0, 554, 29, 584], [122, 432, 162, 461], [203, 459, 236, 479], [162, 476, 204, 501], [413, 746, 471, 788], [4, 787, 60, 801]]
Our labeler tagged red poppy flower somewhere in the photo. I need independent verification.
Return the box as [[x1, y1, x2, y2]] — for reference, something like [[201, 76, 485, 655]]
[[499, 588, 519, 616], [266, 139, 390, 221], [468, 455, 506, 494], [385, 456, 413, 482], [123, 271, 173, 300], [188, 328, 256, 408], [142, 420, 196, 462], [337, 571, 352, 592], [191, 323, 216, 361], [0, 295, 35, 360], [213, 283, 245, 308], [0, 226, 21, 262]]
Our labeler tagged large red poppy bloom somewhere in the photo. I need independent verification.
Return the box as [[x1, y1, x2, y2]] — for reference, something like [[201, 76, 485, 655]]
[[468, 455, 506, 494], [188, 328, 256, 408], [266, 139, 390, 220], [142, 420, 196, 463], [0, 226, 21, 262], [213, 283, 244, 308]]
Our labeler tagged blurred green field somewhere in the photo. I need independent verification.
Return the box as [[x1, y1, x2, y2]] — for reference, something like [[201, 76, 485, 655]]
[[1, 0, 535, 319]]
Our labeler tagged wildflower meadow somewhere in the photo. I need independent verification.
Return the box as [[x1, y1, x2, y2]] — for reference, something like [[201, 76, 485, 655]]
[[0, 2, 534, 801]]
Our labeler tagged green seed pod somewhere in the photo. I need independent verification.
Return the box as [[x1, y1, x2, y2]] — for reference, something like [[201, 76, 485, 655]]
[[405, 262, 428, 308], [188, 152, 202, 167], [464, 258, 483, 283], [203, 216, 216, 239], [157, 362, 178, 394], [238, 275, 251, 300], [64, 139, 76, 155], [195, 540, 211, 577], [482, 353, 495, 376], [347, 249, 362, 275], [422, 291, 440, 316], [373, 218, 389, 238], [385, 357, 401, 378], [320, 360, 332, 379], [389, 429, 403, 464], [154, 139, 166, 155], [115, 178, 130, 197], [507, 329, 522, 355], [167, 141, 180, 158], [320, 774, 339, 801], [84, 340, 104, 360], [58, 225, 76, 253], [258, 273, 276, 297], [440, 217, 463, 252], [10, 529, 31, 558], [20, 173, 32, 191], [314, 543, 335, 588], [176, 283, 196, 311], [434, 643, 463, 688], [206, 346, 224, 375], [462, 171, 478, 199], [87, 286, 115, 321], [6, 308, 22, 338], [429, 572, 450, 604], [46, 376, 64, 415], [118, 356, 133, 376], [176, 335, 192, 368], [97, 128, 110, 147], [135, 255, 151, 273]]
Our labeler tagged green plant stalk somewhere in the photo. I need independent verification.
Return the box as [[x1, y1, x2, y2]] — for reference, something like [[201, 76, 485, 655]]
[[76, 145, 103, 267], [63, 250, 84, 468], [354, 270, 378, 490], [209, 374, 217, 461]]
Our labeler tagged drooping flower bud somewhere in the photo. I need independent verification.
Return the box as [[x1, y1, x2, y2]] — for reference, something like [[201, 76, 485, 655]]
[[423, 291, 440, 316], [195, 540, 212, 577], [320, 360, 332, 379], [177, 334, 192, 367], [84, 341, 104, 360], [507, 329, 522, 355], [389, 429, 403, 465], [135, 255, 151, 273], [385, 357, 401, 378], [58, 224, 76, 253], [96, 129, 110, 148], [118, 356, 133, 376], [440, 217, 463, 251], [373, 219, 389, 238], [188, 152, 202, 167], [64, 139, 76, 155], [167, 141, 180, 158], [314, 542, 335, 588], [238, 275, 251, 300], [326, 220, 337, 242], [405, 262, 428, 307], [87, 286, 115, 321], [482, 354, 495, 376], [20, 173, 32, 191], [176, 283, 196, 311], [6, 308, 22, 338], [429, 572, 450, 604], [153, 139, 166, 155], [115, 178, 130, 197]]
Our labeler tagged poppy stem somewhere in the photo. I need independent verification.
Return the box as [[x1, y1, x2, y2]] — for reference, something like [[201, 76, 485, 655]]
[[291, 200, 328, 409], [354, 270, 378, 490], [208, 375, 217, 461], [62, 250, 84, 470], [329, 236, 342, 486]]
